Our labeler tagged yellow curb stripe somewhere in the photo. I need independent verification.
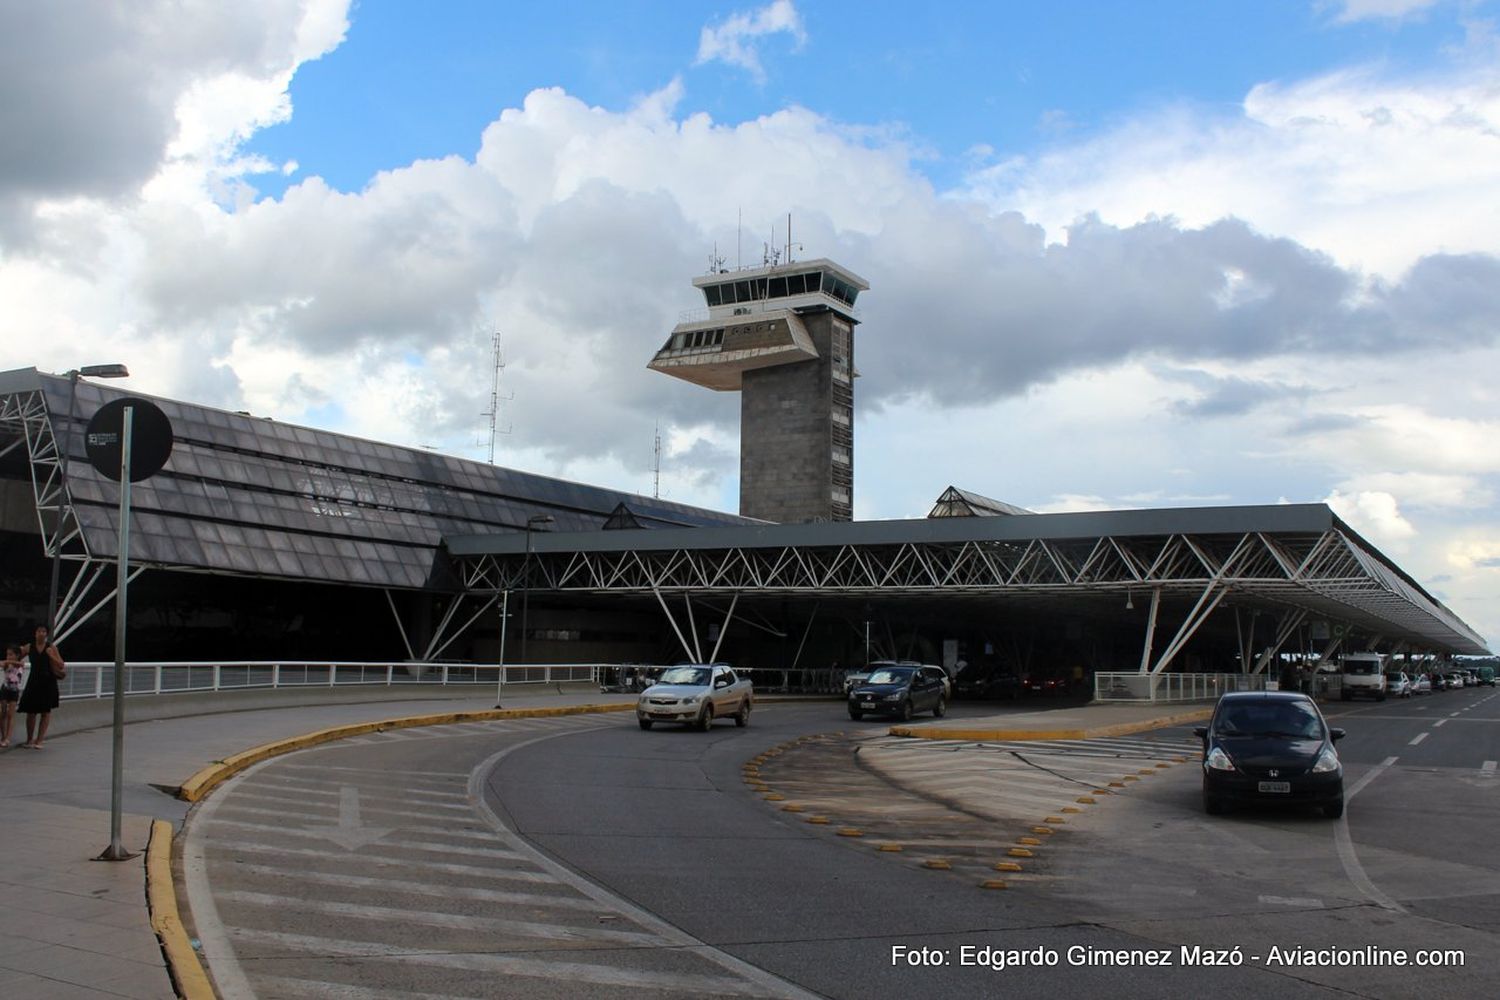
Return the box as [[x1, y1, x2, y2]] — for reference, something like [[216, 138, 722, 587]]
[[146, 820, 215, 1000], [176, 702, 634, 801]]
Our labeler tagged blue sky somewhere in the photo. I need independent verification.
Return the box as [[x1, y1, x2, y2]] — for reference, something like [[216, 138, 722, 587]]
[[246, 1, 1477, 199], [2, 0, 1498, 643]]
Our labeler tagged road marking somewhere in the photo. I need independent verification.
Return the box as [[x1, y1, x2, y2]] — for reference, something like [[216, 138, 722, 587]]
[[1450, 712, 1462, 717], [255, 978, 475, 999], [1258, 895, 1323, 908], [1408, 732, 1428, 746], [232, 863, 599, 904], [212, 842, 553, 883], [230, 928, 785, 997], [216, 890, 661, 945], [1432, 719, 1447, 727], [1334, 756, 1403, 913]]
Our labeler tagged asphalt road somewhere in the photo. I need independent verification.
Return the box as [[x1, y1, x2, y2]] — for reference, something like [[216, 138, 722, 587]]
[[182, 689, 1500, 998]]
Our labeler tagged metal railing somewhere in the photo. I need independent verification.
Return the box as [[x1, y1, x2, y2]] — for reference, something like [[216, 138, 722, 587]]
[[1094, 671, 1268, 703], [52, 661, 602, 701]]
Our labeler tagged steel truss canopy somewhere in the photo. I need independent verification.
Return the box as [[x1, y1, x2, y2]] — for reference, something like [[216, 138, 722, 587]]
[[448, 504, 1490, 657]]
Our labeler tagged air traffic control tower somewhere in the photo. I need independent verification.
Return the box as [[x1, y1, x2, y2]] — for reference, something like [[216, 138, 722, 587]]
[[649, 257, 869, 523]]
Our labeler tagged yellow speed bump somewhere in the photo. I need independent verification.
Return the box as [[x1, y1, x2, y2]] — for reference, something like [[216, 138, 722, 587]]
[[1044, 816, 1066, 824], [1061, 806, 1082, 814], [923, 859, 951, 870], [1108, 781, 1127, 788], [1031, 826, 1055, 836], [837, 827, 865, 838], [994, 861, 1023, 872], [1156, 762, 1173, 769], [1017, 836, 1042, 846], [807, 816, 831, 825], [877, 843, 904, 853], [1076, 797, 1096, 805], [780, 804, 805, 812], [1008, 847, 1034, 858], [1138, 769, 1157, 775], [763, 793, 785, 801], [981, 879, 1008, 890]]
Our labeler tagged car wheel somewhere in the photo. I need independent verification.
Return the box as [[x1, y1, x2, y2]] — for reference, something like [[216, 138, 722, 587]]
[[1377, 693, 1386, 702], [697, 706, 714, 731], [735, 699, 751, 727], [1323, 798, 1344, 819], [933, 696, 947, 719], [899, 699, 913, 722], [638, 719, 652, 730], [848, 708, 863, 720]]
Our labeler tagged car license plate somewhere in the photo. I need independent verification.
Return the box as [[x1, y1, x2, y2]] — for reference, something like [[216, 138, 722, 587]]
[[1257, 781, 1291, 794], [860, 702, 875, 709]]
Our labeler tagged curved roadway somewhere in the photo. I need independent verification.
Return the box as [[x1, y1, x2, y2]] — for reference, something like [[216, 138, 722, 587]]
[[184, 694, 1500, 998]]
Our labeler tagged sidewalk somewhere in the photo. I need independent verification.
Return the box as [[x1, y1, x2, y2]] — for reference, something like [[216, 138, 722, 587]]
[[889, 700, 1212, 740], [0, 688, 1204, 998]]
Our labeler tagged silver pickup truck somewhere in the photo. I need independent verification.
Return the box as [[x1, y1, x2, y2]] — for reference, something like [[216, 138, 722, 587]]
[[636, 663, 753, 730]]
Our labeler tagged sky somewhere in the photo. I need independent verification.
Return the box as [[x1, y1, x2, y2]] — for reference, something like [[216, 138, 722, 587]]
[[1, 0, 1498, 646]]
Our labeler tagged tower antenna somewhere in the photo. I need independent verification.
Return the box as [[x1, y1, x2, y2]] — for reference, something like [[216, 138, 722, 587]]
[[481, 327, 513, 464], [653, 423, 662, 498]]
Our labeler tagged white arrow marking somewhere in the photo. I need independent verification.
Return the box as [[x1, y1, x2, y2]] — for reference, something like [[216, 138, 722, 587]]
[[305, 786, 392, 850]]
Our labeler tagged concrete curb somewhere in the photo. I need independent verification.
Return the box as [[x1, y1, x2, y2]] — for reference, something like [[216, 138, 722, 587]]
[[175, 702, 633, 801], [887, 707, 1212, 742], [146, 820, 215, 1000]]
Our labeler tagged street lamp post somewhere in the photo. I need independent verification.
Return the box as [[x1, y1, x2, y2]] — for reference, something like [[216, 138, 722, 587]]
[[519, 514, 554, 664], [45, 364, 130, 633]]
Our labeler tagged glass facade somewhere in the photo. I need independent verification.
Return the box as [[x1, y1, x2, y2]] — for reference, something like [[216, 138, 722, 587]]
[[29, 374, 749, 591]]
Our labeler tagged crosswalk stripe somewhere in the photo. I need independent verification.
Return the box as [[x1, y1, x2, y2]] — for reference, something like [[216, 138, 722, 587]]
[[211, 841, 545, 882], [203, 818, 516, 851], [254, 977, 476, 1000], [232, 864, 610, 911], [218, 890, 661, 945], [230, 928, 788, 998]]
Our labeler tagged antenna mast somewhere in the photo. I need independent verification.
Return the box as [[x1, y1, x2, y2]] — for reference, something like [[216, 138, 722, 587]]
[[653, 423, 662, 498], [482, 328, 513, 464]]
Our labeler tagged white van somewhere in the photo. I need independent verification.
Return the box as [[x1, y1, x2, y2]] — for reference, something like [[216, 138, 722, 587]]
[[1340, 653, 1388, 702]]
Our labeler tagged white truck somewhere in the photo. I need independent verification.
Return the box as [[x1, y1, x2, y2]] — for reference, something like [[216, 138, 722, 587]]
[[636, 663, 753, 730], [1339, 652, 1389, 702]]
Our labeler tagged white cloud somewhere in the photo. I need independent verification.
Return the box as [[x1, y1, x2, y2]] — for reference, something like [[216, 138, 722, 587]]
[[961, 62, 1500, 279], [1327, 0, 1442, 23], [695, 0, 807, 82], [1326, 489, 1417, 549]]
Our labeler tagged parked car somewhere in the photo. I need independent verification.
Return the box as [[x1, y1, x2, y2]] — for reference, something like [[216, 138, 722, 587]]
[[848, 664, 948, 721], [1195, 691, 1346, 819], [1021, 672, 1069, 697], [1385, 671, 1412, 698], [1410, 673, 1432, 695], [1445, 671, 1467, 689], [954, 663, 1020, 700], [636, 663, 752, 730]]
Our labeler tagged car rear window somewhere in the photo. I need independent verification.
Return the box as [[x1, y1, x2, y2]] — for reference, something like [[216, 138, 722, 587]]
[[1345, 663, 1379, 675]]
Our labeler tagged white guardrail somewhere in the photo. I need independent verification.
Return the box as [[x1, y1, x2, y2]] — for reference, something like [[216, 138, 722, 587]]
[[1094, 671, 1270, 703], [54, 661, 603, 701]]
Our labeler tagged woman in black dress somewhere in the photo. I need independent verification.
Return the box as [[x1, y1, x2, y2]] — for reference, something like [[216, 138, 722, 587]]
[[19, 624, 65, 749]]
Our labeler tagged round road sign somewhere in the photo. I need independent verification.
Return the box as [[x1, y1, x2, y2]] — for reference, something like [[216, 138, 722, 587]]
[[85, 398, 174, 482]]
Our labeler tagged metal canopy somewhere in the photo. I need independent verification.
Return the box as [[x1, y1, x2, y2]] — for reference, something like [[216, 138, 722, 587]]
[[449, 505, 1489, 657]]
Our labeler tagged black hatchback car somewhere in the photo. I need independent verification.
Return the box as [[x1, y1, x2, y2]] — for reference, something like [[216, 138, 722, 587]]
[[1194, 691, 1346, 819], [848, 665, 948, 721]]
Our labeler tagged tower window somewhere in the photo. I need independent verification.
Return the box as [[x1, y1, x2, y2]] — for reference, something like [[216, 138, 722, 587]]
[[705, 285, 723, 307]]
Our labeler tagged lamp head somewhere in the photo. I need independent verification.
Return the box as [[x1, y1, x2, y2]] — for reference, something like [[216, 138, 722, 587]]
[[77, 363, 130, 379]]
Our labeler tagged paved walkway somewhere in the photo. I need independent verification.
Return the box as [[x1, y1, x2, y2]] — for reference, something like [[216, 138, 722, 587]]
[[0, 687, 1203, 998]]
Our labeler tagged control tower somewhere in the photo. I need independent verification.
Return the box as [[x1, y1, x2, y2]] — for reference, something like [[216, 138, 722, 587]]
[[649, 257, 869, 523]]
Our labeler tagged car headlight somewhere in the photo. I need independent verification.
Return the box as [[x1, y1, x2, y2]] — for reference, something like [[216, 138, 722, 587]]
[[1204, 747, 1235, 772], [1312, 747, 1340, 773]]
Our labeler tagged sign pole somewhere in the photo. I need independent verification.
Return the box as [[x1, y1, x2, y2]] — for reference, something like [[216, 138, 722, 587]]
[[495, 589, 509, 708], [101, 407, 134, 861]]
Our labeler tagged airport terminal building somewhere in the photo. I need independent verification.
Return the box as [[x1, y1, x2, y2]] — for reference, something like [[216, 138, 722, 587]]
[[0, 257, 1488, 675]]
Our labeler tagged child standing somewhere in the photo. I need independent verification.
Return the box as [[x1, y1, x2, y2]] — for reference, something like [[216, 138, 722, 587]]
[[0, 644, 22, 747]]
